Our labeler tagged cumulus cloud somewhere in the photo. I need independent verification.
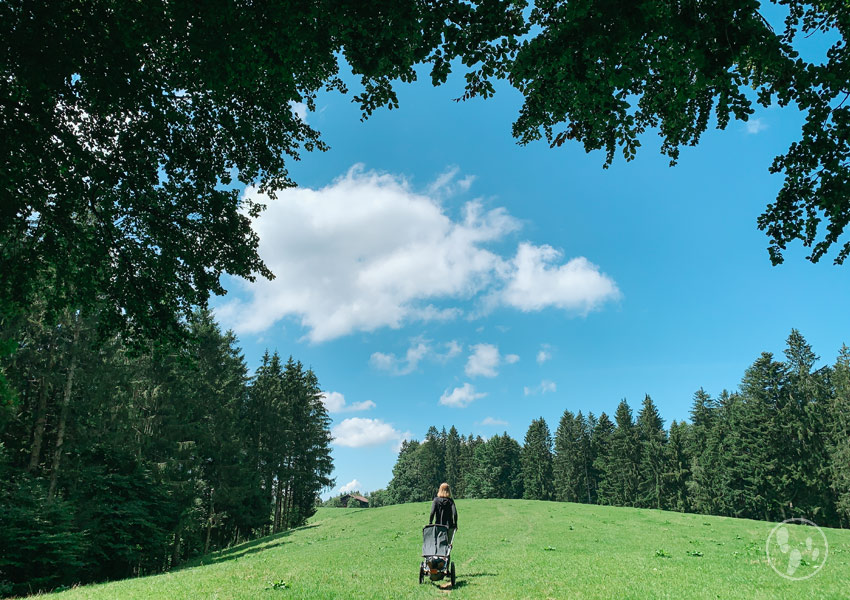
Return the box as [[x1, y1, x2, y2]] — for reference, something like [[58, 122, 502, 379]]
[[465, 344, 500, 377], [339, 479, 361, 494], [332, 418, 406, 447], [439, 383, 486, 408], [465, 343, 519, 377], [320, 391, 375, 413], [370, 338, 462, 375], [537, 345, 552, 364], [217, 165, 518, 342], [480, 416, 508, 426], [215, 166, 620, 342], [523, 380, 557, 396], [501, 243, 621, 314]]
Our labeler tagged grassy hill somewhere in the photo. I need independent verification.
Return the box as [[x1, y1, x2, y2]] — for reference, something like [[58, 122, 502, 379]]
[[42, 500, 850, 599]]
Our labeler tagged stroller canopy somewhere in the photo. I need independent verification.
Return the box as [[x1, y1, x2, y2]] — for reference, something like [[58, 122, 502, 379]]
[[422, 524, 451, 557]]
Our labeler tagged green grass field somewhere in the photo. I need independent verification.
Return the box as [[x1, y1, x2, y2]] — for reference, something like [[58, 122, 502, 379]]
[[43, 500, 850, 599]]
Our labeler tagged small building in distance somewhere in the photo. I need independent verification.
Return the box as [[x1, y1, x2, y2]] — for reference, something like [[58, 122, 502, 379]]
[[340, 494, 369, 508]]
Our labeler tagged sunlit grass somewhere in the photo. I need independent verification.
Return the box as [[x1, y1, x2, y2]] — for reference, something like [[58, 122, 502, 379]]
[[45, 500, 850, 599]]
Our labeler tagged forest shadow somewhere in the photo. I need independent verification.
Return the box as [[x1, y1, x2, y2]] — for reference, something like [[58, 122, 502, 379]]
[[183, 524, 320, 568]]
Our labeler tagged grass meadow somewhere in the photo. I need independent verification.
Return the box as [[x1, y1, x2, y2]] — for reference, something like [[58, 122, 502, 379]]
[[42, 500, 850, 599]]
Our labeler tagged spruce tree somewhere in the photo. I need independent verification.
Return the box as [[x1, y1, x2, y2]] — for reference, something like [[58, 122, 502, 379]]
[[603, 400, 641, 506], [592, 412, 616, 505], [637, 395, 667, 509], [686, 389, 725, 515], [782, 330, 832, 521], [467, 433, 523, 499], [553, 410, 578, 502], [387, 440, 425, 504], [665, 420, 691, 512], [445, 426, 461, 493], [732, 353, 786, 520], [420, 426, 446, 497], [829, 345, 850, 525], [522, 417, 554, 501]]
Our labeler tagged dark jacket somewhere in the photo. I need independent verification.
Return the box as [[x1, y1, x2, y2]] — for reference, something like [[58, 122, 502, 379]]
[[429, 496, 457, 529]]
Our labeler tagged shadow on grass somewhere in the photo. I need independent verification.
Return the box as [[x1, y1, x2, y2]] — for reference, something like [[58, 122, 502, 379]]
[[433, 572, 496, 590], [182, 524, 320, 569]]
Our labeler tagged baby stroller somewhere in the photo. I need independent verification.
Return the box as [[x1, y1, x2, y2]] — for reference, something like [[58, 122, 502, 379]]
[[419, 524, 456, 586]]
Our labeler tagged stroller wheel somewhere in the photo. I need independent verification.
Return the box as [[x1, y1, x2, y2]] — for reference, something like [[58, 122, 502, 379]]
[[418, 566, 424, 584], [450, 562, 455, 587]]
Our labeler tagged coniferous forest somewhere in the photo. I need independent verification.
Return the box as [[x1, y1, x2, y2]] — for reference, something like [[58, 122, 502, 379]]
[[0, 308, 333, 597], [381, 330, 850, 530]]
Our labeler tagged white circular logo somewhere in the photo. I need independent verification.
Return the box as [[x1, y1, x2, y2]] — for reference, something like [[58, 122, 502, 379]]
[[765, 518, 828, 580]]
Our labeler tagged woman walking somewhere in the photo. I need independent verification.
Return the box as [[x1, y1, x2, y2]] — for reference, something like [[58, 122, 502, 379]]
[[429, 482, 458, 537]]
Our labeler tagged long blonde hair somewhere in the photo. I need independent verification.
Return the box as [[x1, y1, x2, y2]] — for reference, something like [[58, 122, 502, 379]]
[[437, 482, 452, 498]]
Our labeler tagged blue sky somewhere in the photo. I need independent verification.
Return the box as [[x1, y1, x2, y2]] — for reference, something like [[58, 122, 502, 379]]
[[211, 55, 850, 499]]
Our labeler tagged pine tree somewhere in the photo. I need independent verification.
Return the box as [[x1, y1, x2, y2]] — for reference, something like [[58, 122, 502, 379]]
[[552, 410, 579, 502], [445, 426, 461, 493], [420, 426, 446, 497], [591, 412, 615, 504], [456, 434, 483, 498], [829, 345, 850, 526], [686, 389, 724, 515], [781, 330, 832, 521], [637, 395, 667, 509], [522, 417, 554, 501], [553, 410, 592, 502], [600, 400, 640, 506], [466, 433, 522, 499], [732, 353, 786, 520], [665, 420, 691, 512], [387, 440, 426, 504]]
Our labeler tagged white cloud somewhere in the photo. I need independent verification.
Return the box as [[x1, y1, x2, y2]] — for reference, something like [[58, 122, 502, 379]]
[[745, 118, 767, 134], [215, 166, 621, 342], [428, 166, 476, 198], [524, 380, 557, 396], [501, 243, 621, 314], [465, 343, 519, 377], [466, 343, 500, 377], [320, 391, 375, 413], [339, 479, 361, 494], [217, 165, 519, 342], [370, 341, 429, 375], [370, 338, 462, 375], [332, 418, 405, 447], [439, 383, 486, 408], [481, 416, 508, 426], [537, 345, 552, 364], [442, 340, 463, 360]]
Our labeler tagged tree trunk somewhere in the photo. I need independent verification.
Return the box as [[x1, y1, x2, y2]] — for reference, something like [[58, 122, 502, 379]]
[[47, 315, 80, 502], [265, 474, 274, 536], [204, 516, 213, 555], [27, 374, 51, 472], [273, 478, 283, 534], [172, 521, 183, 568], [204, 490, 215, 555]]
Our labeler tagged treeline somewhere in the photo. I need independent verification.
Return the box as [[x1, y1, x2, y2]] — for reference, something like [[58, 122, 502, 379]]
[[381, 330, 850, 528], [0, 308, 333, 597]]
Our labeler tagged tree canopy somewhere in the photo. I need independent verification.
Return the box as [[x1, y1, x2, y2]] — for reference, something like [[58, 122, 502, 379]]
[[4, 0, 849, 343]]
